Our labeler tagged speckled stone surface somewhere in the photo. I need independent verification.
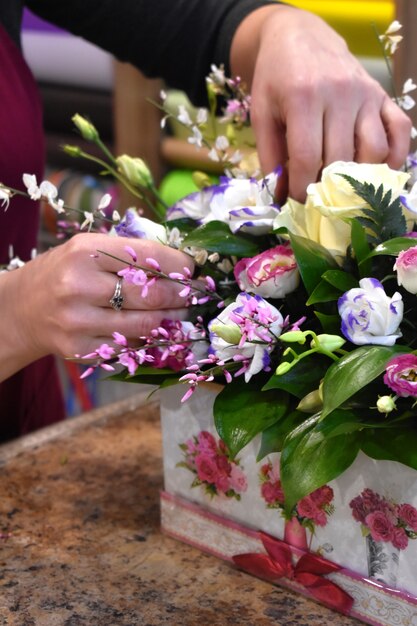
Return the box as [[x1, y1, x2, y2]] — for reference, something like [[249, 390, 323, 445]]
[[0, 394, 364, 626]]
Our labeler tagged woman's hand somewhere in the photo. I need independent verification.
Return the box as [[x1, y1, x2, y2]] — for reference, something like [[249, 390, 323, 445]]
[[231, 5, 412, 201], [0, 233, 194, 381]]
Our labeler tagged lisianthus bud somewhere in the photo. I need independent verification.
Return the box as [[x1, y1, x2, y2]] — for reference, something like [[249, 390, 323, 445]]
[[312, 334, 346, 352], [116, 155, 153, 188], [192, 171, 212, 190], [276, 361, 292, 375], [72, 114, 99, 142], [297, 389, 323, 413], [279, 331, 306, 344], [209, 322, 242, 345], [63, 144, 83, 158], [376, 395, 397, 414]]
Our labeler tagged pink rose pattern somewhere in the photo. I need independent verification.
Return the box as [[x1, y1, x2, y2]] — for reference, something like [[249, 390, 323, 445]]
[[350, 488, 417, 550], [259, 460, 334, 533], [178, 431, 248, 499]]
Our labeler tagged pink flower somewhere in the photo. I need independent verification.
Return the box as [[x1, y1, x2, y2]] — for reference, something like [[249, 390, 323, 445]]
[[261, 481, 285, 505], [392, 526, 409, 550], [296, 496, 327, 526], [365, 511, 394, 543], [384, 354, 417, 397], [196, 431, 218, 456], [310, 485, 334, 507], [398, 503, 417, 531], [234, 245, 299, 299], [195, 453, 219, 484], [394, 245, 417, 294], [228, 465, 248, 493]]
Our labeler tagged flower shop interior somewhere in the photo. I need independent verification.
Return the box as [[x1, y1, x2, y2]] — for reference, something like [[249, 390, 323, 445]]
[[2, 1, 417, 625]]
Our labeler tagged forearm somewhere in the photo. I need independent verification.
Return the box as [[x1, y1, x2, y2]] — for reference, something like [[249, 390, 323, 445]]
[[0, 268, 46, 381]]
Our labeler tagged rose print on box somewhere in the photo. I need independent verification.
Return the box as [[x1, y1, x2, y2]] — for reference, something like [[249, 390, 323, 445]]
[[259, 460, 334, 551], [177, 431, 248, 500], [350, 488, 417, 587]]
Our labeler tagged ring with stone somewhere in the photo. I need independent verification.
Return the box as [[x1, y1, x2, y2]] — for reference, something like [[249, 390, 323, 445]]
[[109, 276, 124, 311]]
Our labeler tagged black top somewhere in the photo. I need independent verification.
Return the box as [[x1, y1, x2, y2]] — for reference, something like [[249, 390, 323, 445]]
[[4, 0, 279, 104]]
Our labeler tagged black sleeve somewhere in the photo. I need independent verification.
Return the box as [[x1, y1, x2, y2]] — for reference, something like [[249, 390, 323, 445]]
[[26, 0, 279, 104]]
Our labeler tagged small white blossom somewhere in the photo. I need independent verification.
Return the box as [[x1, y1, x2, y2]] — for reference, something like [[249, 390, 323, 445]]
[[403, 78, 417, 94], [0, 187, 11, 210], [177, 105, 192, 126], [188, 125, 203, 148], [215, 135, 229, 151], [81, 211, 95, 231], [23, 173, 41, 200], [398, 94, 416, 111], [208, 147, 220, 162], [379, 20, 403, 55], [112, 210, 121, 222], [98, 193, 112, 211], [196, 108, 208, 124]]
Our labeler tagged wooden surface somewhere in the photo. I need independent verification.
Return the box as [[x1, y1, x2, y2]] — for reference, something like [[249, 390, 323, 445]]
[[0, 393, 364, 625]]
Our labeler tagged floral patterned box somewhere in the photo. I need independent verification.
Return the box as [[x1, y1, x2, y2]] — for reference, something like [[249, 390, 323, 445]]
[[160, 385, 417, 626]]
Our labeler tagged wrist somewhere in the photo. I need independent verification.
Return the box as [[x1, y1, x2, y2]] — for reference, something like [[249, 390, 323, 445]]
[[230, 4, 295, 88]]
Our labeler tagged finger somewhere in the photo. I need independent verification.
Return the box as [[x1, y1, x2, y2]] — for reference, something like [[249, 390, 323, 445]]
[[322, 102, 356, 166], [104, 275, 191, 311], [285, 98, 323, 201], [380, 96, 412, 168], [92, 236, 194, 275], [251, 94, 288, 175], [354, 102, 390, 164], [67, 307, 190, 358]]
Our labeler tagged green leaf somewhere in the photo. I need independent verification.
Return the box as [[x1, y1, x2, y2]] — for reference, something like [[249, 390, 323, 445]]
[[257, 410, 305, 460], [263, 355, 329, 398], [350, 219, 371, 276], [182, 221, 260, 257], [213, 381, 288, 457], [321, 269, 359, 292], [314, 311, 342, 335], [289, 233, 338, 295], [361, 423, 417, 471], [321, 345, 409, 419], [364, 237, 417, 261], [280, 411, 362, 512], [109, 366, 180, 387], [306, 280, 341, 305]]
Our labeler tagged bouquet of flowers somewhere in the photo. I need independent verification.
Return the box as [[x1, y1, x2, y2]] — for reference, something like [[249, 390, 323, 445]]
[[350, 488, 417, 550], [177, 430, 248, 500], [3, 23, 417, 520], [260, 460, 334, 534]]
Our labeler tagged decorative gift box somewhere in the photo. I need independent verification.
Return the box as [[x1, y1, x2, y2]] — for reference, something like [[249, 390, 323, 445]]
[[160, 385, 417, 626]]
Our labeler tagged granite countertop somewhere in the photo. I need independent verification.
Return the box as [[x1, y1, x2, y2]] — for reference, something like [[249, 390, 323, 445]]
[[0, 393, 364, 626]]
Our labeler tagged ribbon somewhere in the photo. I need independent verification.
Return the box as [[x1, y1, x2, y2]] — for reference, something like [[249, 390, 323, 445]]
[[233, 532, 354, 615]]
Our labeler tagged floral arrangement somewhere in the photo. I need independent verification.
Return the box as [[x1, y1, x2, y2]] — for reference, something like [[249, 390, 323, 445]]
[[177, 430, 248, 499], [350, 488, 417, 550], [260, 460, 334, 534], [3, 23, 417, 521]]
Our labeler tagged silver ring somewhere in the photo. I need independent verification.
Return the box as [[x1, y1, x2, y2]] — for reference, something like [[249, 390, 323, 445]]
[[109, 277, 124, 311]]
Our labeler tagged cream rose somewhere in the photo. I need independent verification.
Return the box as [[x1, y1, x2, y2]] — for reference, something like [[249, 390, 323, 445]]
[[273, 197, 351, 261], [306, 161, 409, 219]]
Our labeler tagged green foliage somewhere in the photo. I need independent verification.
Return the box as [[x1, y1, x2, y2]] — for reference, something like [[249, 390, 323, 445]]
[[280, 410, 363, 512], [289, 233, 338, 295], [340, 175, 407, 243], [182, 220, 260, 257], [213, 380, 288, 458]]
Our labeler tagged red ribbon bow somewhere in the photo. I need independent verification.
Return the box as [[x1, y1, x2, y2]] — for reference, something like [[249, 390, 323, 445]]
[[233, 532, 353, 615]]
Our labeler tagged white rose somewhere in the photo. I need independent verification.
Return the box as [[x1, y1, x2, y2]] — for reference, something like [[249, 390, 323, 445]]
[[307, 161, 409, 219], [273, 197, 351, 261]]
